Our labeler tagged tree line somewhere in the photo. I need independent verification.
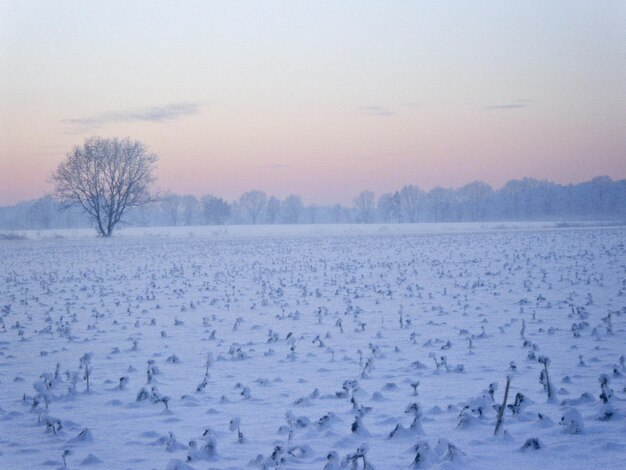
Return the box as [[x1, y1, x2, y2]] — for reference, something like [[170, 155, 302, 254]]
[[2, 176, 625, 231]]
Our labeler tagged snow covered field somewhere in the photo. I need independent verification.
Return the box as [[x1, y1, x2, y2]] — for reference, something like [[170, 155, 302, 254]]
[[1, 224, 625, 469]]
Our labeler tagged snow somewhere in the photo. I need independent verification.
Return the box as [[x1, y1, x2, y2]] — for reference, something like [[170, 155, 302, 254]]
[[0, 224, 625, 469], [6, 220, 622, 240]]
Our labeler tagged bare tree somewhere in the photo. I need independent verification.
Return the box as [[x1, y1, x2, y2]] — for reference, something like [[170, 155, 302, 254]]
[[266, 196, 281, 224], [306, 205, 318, 224], [457, 181, 493, 221], [377, 193, 397, 223], [161, 193, 181, 226], [52, 136, 158, 237], [239, 190, 267, 224], [283, 194, 303, 224], [181, 194, 198, 225], [29, 195, 57, 229], [201, 195, 231, 225], [331, 203, 348, 223], [354, 190, 375, 223], [426, 186, 454, 221], [399, 185, 423, 223]]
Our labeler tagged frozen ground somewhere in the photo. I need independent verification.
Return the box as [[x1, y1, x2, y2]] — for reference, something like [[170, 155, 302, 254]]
[[0, 224, 625, 469], [5, 220, 623, 240]]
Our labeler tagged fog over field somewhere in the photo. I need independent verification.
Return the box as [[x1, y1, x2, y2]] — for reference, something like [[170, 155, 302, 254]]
[[1, 176, 625, 232]]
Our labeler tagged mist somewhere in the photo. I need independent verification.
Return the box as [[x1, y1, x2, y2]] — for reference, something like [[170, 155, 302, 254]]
[[1, 176, 624, 232]]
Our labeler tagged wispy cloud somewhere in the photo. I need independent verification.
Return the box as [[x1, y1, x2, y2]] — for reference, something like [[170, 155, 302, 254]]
[[484, 99, 532, 110], [359, 105, 396, 117], [484, 104, 527, 110], [256, 164, 291, 169], [62, 102, 202, 132]]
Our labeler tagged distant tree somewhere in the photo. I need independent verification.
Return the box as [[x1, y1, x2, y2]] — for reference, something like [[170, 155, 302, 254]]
[[354, 191, 375, 223], [201, 195, 231, 225], [499, 178, 543, 219], [161, 193, 181, 226], [181, 195, 198, 225], [456, 181, 493, 221], [306, 205, 318, 224], [239, 190, 267, 224], [8, 173, 626, 230], [52, 136, 158, 237], [266, 196, 281, 224], [498, 180, 522, 219], [608, 179, 626, 217], [588, 176, 614, 215], [399, 185, 423, 223], [29, 195, 57, 229], [533, 180, 560, 218], [377, 193, 400, 223], [390, 191, 402, 222], [283, 194, 303, 223], [331, 204, 345, 223], [377, 193, 392, 223], [426, 186, 455, 221]]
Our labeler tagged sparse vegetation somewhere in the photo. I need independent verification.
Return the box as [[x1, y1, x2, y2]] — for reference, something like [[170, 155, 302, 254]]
[[1, 226, 625, 468]]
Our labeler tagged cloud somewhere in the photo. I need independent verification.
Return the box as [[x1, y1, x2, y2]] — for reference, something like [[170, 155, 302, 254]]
[[359, 105, 396, 117], [484, 103, 529, 110], [256, 164, 291, 169], [63, 102, 202, 131]]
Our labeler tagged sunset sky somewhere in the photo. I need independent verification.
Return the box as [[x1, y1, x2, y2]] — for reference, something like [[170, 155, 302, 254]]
[[1, 0, 625, 205]]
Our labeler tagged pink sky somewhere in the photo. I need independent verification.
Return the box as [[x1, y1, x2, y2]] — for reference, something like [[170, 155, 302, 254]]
[[1, 1, 625, 205]]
